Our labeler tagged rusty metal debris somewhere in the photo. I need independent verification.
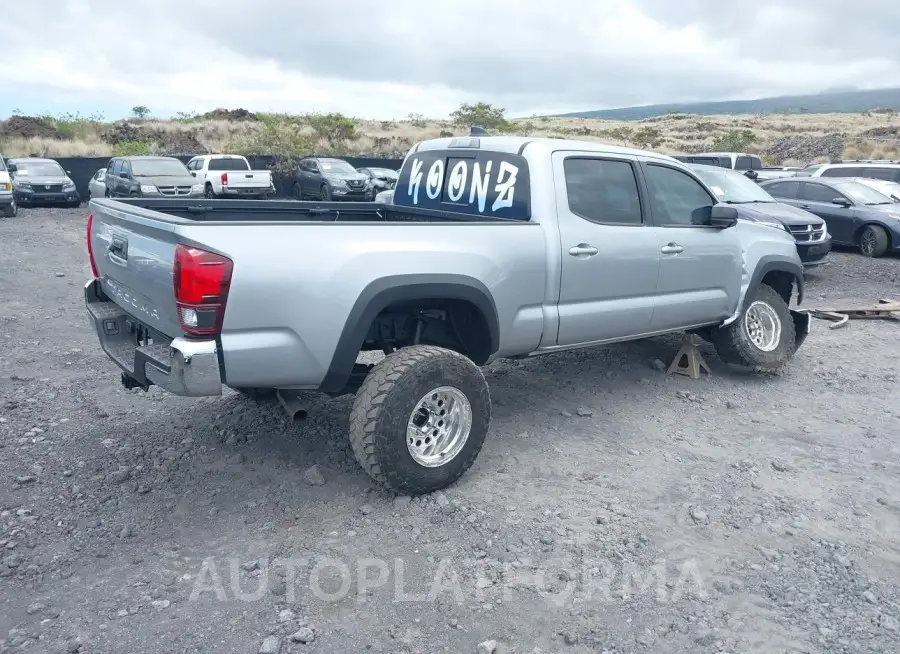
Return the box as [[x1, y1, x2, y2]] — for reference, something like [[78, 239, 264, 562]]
[[804, 299, 900, 329]]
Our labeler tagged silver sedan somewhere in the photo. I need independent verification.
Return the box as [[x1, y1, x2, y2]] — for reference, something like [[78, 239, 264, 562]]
[[88, 168, 107, 199]]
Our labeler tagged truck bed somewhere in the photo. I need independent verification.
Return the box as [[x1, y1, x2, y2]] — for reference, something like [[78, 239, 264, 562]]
[[103, 197, 522, 223]]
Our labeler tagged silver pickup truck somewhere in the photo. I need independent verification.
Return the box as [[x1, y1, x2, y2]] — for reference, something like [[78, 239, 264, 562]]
[[85, 135, 810, 495]]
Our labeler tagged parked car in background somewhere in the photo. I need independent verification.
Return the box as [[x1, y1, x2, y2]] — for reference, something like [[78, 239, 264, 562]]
[[805, 161, 900, 183], [374, 189, 394, 204], [0, 155, 15, 217], [673, 152, 794, 182], [103, 156, 204, 198], [760, 177, 900, 258], [7, 157, 80, 208], [845, 177, 900, 202], [357, 166, 399, 192], [688, 163, 831, 268], [88, 168, 107, 200], [186, 154, 275, 199], [291, 157, 374, 201]]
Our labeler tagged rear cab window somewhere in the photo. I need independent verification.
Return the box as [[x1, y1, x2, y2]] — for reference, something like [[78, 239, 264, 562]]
[[208, 157, 250, 171], [393, 147, 531, 220]]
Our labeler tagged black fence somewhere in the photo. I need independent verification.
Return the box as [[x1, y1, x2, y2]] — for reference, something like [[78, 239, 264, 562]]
[[55, 155, 405, 202]]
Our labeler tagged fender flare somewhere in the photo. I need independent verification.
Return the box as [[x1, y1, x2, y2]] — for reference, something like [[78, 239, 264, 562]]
[[318, 275, 500, 393], [741, 255, 805, 314]]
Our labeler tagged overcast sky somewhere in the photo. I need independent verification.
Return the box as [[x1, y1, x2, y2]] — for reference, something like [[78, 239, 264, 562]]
[[1, 0, 898, 120]]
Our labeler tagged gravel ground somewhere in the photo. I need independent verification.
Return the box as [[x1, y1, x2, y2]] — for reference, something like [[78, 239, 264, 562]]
[[2, 207, 900, 654]]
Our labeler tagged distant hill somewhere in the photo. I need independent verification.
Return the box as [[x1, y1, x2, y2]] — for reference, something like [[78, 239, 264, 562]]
[[556, 87, 900, 121]]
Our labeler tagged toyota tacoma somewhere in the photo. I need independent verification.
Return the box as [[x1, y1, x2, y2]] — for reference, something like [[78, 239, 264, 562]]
[[84, 135, 810, 495]]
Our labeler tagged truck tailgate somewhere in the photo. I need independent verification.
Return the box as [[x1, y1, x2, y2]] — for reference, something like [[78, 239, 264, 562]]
[[224, 170, 270, 189], [88, 204, 184, 338]]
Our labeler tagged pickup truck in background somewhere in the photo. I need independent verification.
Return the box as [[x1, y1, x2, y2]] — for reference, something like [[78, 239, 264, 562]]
[[673, 153, 797, 182], [84, 135, 810, 495], [186, 154, 275, 199]]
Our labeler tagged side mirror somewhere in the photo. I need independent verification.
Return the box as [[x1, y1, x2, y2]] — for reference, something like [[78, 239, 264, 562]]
[[710, 204, 739, 228], [191, 171, 197, 177], [831, 197, 851, 208]]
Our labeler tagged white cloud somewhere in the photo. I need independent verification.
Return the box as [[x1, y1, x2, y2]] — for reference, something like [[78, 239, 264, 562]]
[[1, 0, 898, 119]]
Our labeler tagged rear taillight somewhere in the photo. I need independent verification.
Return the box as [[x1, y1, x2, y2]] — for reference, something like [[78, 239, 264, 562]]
[[86, 214, 99, 279], [220, 173, 228, 186], [173, 244, 233, 336]]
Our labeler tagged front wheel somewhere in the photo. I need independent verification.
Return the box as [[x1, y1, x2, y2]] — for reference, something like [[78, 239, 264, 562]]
[[349, 345, 491, 495], [859, 224, 889, 258], [713, 283, 796, 372], [320, 184, 331, 201], [2, 199, 16, 218]]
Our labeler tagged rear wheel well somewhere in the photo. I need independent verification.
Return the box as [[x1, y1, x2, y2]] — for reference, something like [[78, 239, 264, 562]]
[[761, 270, 795, 306], [362, 298, 494, 365]]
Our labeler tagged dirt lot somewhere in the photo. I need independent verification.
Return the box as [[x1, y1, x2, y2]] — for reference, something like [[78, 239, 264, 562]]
[[1, 207, 900, 654]]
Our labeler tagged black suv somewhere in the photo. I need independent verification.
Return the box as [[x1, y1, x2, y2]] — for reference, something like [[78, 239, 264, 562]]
[[291, 157, 373, 201], [7, 157, 80, 208], [104, 156, 203, 198]]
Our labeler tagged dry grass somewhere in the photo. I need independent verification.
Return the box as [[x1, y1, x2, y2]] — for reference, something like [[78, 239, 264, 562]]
[[2, 110, 900, 164]]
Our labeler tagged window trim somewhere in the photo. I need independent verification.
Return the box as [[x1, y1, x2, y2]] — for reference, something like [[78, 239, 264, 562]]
[[561, 155, 646, 227], [641, 161, 718, 229]]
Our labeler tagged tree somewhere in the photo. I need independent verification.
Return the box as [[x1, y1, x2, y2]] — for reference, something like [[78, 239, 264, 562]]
[[449, 102, 514, 132], [131, 106, 150, 119]]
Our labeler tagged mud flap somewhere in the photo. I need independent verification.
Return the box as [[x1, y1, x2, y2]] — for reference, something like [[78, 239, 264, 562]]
[[791, 309, 810, 351]]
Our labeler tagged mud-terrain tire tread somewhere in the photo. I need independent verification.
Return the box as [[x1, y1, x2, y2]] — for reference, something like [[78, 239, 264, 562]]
[[713, 283, 796, 372], [349, 345, 491, 495]]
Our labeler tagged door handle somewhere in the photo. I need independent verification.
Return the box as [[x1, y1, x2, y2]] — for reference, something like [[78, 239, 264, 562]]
[[568, 244, 599, 257], [799, 204, 811, 210], [660, 243, 684, 254]]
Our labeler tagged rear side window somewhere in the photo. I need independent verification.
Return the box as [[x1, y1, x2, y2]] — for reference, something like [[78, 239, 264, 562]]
[[863, 167, 900, 182], [764, 181, 800, 198], [394, 149, 531, 220], [735, 156, 753, 170], [563, 157, 642, 225], [208, 157, 250, 171], [0, 158, 6, 172], [821, 166, 864, 177]]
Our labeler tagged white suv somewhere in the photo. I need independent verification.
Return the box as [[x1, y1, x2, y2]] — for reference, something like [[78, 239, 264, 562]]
[[802, 161, 900, 183], [0, 156, 15, 217]]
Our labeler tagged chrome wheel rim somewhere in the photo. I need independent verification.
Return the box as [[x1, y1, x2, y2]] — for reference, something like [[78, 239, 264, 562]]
[[744, 301, 782, 352], [406, 386, 472, 467]]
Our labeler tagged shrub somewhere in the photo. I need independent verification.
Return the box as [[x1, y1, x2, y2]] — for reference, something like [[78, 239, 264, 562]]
[[711, 129, 757, 152], [224, 114, 315, 174]]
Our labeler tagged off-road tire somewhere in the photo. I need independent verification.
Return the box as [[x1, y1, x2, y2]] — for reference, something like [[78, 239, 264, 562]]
[[859, 224, 889, 258], [232, 387, 277, 401], [2, 200, 15, 218], [204, 184, 216, 199], [713, 283, 796, 372], [349, 345, 491, 495]]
